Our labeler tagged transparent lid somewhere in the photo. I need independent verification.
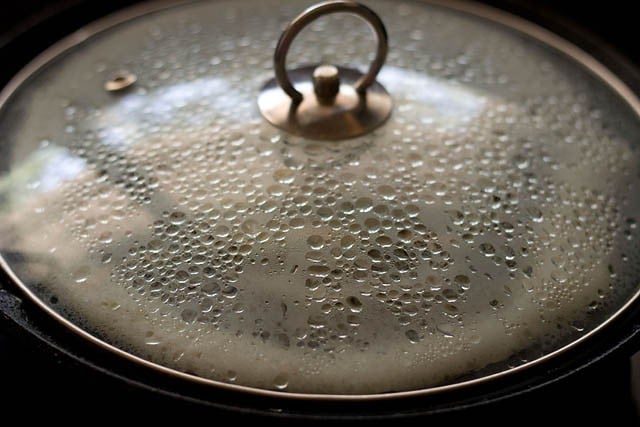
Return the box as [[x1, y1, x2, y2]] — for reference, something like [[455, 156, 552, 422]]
[[1, 0, 640, 396]]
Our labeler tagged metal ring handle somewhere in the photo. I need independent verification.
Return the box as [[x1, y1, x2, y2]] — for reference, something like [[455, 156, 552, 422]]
[[274, 1, 388, 104]]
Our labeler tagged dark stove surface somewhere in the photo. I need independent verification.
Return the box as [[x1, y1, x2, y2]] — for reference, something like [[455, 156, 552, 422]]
[[1, 319, 639, 421]]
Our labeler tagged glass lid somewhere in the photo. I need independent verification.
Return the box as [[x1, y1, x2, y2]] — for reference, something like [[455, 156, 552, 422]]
[[1, 0, 639, 397]]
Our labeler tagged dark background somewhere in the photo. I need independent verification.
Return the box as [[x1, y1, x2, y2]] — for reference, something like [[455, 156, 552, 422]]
[[0, 0, 639, 422]]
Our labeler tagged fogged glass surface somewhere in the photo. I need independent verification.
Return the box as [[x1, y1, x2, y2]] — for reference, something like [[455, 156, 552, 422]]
[[1, 0, 639, 394]]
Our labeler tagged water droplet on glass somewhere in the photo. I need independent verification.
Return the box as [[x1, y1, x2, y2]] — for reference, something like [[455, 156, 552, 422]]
[[405, 329, 420, 343]]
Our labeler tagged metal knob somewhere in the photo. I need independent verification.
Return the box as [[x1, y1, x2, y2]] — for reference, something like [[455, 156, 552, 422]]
[[257, 1, 393, 141], [313, 65, 341, 105]]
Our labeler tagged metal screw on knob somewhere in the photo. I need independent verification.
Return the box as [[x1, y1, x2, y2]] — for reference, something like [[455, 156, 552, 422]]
[[313, 65, 341, 105]]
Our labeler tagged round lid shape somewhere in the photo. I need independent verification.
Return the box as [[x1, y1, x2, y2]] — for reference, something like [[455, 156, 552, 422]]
[[1, 0, 639, 397]]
